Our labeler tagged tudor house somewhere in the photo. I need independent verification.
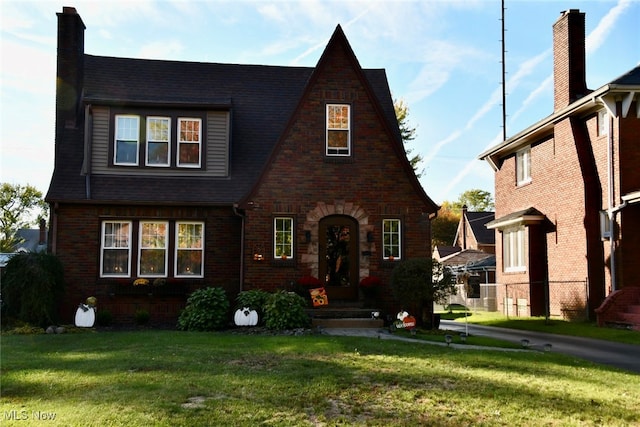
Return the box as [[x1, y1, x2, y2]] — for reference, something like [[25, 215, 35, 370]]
[[479, 10, 640, 328], [46, 7, 438, 325]]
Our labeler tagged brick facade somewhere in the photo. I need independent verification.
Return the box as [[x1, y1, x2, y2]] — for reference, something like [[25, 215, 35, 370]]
[[481, 9, 640, 321]]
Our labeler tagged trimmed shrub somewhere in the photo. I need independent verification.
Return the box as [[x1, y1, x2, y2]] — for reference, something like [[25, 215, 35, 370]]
[[263, 290, 310, 330], [1, 252, 65, 327], [177, 287, 230, 331]]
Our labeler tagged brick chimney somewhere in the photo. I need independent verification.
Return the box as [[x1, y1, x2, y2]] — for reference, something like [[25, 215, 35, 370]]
[[56, 7, 85, 132], [553, 9, 587, 111]]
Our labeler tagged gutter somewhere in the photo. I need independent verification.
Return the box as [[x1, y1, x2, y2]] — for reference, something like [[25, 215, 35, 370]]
[[233, 204, 245, 292]]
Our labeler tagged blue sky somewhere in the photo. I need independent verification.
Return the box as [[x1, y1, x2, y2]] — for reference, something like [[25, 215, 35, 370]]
[[1, 0, 638, 205]]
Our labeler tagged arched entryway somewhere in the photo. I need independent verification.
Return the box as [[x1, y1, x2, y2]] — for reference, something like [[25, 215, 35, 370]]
[[318, 215, 358, 301]]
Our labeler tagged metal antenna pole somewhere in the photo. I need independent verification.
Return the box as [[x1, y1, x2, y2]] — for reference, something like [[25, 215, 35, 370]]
[[501, 0, 507, 141]]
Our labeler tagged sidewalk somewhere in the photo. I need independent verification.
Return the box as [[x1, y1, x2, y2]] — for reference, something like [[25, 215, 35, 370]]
[[321, 321, 640, 374]]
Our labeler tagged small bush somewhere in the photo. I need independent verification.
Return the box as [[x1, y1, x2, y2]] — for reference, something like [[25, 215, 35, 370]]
[[135, 309, 150, 325], [235, 289, 270, 324], [263, 290, 310, 330], [177, 287, 230, 331], [95, 309, 113, 327], [1, 252, 65, 327]]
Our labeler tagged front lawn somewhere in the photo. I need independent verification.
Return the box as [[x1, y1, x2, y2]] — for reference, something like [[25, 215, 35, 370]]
[[1, 330, 639, 426]]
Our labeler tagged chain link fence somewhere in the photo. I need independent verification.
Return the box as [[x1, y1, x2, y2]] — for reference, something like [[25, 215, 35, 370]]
[[441, 279, 589, 321]]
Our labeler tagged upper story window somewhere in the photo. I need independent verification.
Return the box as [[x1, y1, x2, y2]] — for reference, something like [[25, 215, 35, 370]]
[[516, 147, 531, 186], [175, 222, 204, 277], [598, 109, 608, 137], [115, 116, 140, 165], [383, 219, 401, 260], [178, 118, 202, 167], [326, 104, 350, 156], [101, 221, 132, 277], [274, 217, 293, 259], [146, 117, 170, 166], [503, 226, 526, 272], [113, 114, 203, 169], [139, 221, 168, 277]]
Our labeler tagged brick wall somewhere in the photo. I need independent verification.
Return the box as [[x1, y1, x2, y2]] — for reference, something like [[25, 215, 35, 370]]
[[53, 204, 241, 325], [241, 37, 434, 315]]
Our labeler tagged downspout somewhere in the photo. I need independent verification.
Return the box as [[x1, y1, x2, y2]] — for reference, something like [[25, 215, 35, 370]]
[[233, 204, 245, 292], [82, 104, 92, 199], [602, 99, 626, 293]]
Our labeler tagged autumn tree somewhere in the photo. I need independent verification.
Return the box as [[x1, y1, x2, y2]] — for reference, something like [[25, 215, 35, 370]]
[[0, 183, 48, 252], [431, 201, 461, 249], [394, 98, 423, 178]]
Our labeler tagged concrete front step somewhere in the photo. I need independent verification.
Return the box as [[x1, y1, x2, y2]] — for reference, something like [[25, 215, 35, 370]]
[[312, 318, 384, 329]]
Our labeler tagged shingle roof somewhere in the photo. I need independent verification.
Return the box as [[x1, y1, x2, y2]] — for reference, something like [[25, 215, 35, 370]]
[[465, 211, 495, 245], [47, 47, 400, 205]]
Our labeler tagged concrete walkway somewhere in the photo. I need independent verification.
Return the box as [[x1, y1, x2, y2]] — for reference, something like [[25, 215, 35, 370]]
[[321, 320, 640, 374]]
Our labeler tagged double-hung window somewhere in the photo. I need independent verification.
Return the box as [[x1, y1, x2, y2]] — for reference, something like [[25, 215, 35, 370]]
[[383, 219, 401, 260], [114, 115, 140, 165], [175, 222, 204, 277], [139, 221, 168, 277], [516, 147, 531, 186], [146, 117, 170, 166], [274, 217, 293, 259], [503, 226, 526, 272], [326, 104, 350, 156], [178, 118, 202, 167], [101, 221, 132, 276]]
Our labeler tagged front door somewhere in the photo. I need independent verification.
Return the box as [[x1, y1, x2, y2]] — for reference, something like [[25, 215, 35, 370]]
[[318, 215, 358, 301]]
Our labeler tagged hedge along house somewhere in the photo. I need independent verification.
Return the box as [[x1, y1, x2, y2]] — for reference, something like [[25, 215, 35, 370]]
[[46, 7, 439, 325], [479, 10, 640, 327]]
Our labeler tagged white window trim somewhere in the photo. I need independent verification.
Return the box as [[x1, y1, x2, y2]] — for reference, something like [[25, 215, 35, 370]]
[[146, 117, 171, 167], [503, 226, 526, 273], [138, 221, 169, 277], [274, 217, 294, 259], [382, 219, 402, 260], [175, 221, 204, 278], [114, 115, 140, 166], [100, 220, 132, 278], [177, 117, 202, 168], [516, 147, 531, 186], [326, 104, 351, 156]]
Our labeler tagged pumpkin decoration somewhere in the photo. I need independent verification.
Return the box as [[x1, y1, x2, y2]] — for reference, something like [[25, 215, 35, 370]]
[[75, 303, 96, 328], [309, 287, 329, 307], [234, 307, 259, 326]]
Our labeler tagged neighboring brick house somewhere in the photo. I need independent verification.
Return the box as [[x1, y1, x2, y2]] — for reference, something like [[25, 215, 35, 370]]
[[46, 7, 438, 325], [453, 205, 495, 255], [479, 9, 640, 327]]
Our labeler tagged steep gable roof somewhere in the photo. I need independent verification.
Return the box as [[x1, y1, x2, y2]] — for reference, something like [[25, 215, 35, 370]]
[[47, 26, 417, 207], [240, 25, 438, 212]]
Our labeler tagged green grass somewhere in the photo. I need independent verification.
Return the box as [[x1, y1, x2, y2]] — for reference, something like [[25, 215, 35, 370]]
[[440, 310, 640, 345], [1, 330, 639, 426]]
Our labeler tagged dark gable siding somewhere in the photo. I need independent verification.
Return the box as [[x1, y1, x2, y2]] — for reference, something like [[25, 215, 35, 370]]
[[90, 106, 230, 177]]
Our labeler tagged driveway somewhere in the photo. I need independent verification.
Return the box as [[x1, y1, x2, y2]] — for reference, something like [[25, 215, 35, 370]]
[[440, 319, 640, 374]]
